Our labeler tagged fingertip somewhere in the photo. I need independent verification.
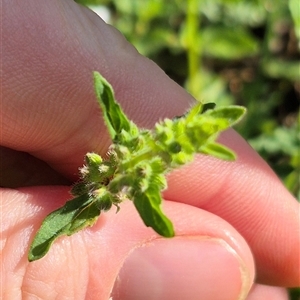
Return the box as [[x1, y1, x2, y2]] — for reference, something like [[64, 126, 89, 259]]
[[164, 129, 300, 286], [111, 238, 253, 300], [246, 284, 289, 300]]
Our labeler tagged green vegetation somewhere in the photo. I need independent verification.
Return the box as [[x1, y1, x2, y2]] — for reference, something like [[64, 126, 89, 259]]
[[76, 0, 299, 201], [28, 72, 245, 261]]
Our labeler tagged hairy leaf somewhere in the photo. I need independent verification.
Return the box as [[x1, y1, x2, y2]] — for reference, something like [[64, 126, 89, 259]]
[[28, 194, 99, 261], [201, 142, 236, 161], [94, 72, 133, 139], [205, 106, 246, 126], [133, 188, 174, 237]]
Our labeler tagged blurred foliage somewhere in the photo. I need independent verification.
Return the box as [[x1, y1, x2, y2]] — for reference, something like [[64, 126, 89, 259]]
[[74, 0, 300, 208], [289, 287, 300, 300]]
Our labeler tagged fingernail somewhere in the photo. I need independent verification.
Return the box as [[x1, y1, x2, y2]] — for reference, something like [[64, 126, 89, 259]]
[[111, 237, 250, 300]]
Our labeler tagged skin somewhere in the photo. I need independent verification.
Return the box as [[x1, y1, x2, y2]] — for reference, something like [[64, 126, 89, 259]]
[[1, 1, 298, 299]]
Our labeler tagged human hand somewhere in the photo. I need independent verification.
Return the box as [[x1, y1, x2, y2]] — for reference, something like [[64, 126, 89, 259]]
[[1, 1, 298, 299]]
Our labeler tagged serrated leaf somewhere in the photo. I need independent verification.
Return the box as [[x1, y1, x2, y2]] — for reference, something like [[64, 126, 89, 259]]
[[205, 106, 246, 126], [201, 142, 236, 160], [133, 188, 174, 237], [93, 71, 133, 139], [28, 194, 99, 261]]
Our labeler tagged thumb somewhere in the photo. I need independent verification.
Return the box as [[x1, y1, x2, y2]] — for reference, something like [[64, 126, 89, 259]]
[[111, 238, 251, 300], [2, 0, 192, 180]]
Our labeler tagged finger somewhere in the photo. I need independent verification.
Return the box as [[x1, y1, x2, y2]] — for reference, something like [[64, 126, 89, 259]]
[[2, 0, 192, 180], [0, 146, 70, 187], [1, 187, 254, 300], [164, 129, 300, 287], [246, 284, 289, 300]]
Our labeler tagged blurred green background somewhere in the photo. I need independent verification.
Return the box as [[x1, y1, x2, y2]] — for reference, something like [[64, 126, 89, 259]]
[[75, 0, 299, 296]]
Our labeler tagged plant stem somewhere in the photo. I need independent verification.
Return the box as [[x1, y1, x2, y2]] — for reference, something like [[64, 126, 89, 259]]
[[120, 148, 155, 170], [186, 0, 201, 97]]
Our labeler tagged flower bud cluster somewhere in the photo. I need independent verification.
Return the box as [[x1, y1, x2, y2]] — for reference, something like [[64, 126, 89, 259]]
[[71, 73, 246, 236]]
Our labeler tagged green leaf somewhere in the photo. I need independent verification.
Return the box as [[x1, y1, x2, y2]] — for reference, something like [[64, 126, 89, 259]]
[[133, 188, 174, 237], [202, 26, 259, 59], [205, 106, 246, 127], [289, 0, 300, 47], [262, 58, 300, 81], [200, 142, 236, 160], [93, 71, 133, 139], [68, 199, 102, 233], [28, 194, 99, 261]]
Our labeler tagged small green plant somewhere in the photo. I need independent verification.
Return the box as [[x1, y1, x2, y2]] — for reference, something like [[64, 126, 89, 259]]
[[28, 71, 246, 261]]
